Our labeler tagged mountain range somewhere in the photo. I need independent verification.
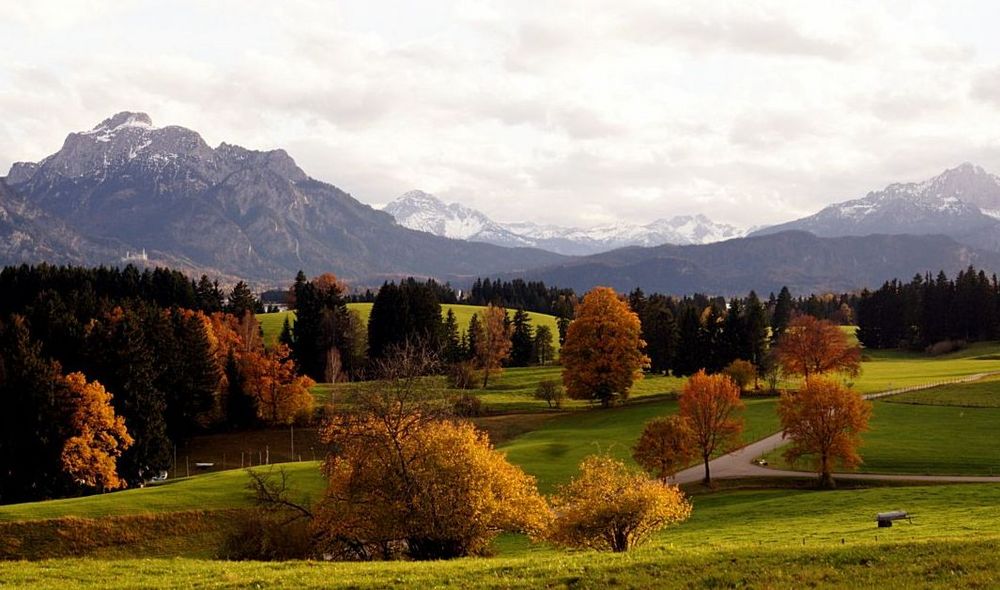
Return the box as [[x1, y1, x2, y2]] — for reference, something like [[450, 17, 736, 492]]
[[5, 112, 1000, 295], [1, 112, 565, 283], [751, 163, 1000, 251], [383, 190, 745, 255]]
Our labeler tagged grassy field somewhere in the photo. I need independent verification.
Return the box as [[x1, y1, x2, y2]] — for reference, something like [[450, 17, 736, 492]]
[[0, 462, 325, 522], [4, 484, 1000, 587], [313, 365, 689, 413], [258, 304, 562, 349], [500, 397, 781, 492], [886, 375, 1000, 407], [766, 394, 1000, 476]]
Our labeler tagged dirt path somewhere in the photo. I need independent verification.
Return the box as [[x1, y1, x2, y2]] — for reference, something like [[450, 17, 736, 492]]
[[670, 372, 1000, 486]]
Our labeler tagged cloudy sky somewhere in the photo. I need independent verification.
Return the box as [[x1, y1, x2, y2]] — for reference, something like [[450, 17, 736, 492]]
[[4, 0, 1000, 228]]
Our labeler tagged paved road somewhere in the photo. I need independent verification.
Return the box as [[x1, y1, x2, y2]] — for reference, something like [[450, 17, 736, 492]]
[[670, 372, 1000, 486]]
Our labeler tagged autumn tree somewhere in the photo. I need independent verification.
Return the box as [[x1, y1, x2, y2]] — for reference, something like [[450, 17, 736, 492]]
[[632, 415, 696, 481], [679, 370, 744, 486], [474, 304, 512, 388], [547, 455, 692, 552], [315, 346, 549, 560], [778, 376, 872, 488], [722, 359, 757, 394], [242, 344, 316, 425], [60, 372, 133, 491], [562, 287, 649, 407], [774, 315, 862, 379]]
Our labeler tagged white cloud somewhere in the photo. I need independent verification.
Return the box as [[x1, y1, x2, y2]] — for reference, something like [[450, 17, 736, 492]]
[[2, 0, 1000, 230]]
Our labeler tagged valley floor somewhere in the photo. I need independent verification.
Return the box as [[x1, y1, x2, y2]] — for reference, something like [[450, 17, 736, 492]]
[[4, 342, 1000, 588]]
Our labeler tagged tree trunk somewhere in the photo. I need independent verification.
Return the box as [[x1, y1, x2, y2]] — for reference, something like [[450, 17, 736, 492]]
[[482, 367, 490, 388], [819, 452, 835, 488], [702, 454, 712, 486]]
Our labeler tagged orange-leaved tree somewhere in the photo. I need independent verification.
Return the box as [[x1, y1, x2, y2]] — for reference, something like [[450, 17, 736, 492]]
[[60, 372, 133, 491], [562, 286, 649, 407], [632, 415, 696, 481], [316, 418, 551, 560], [474, 304, 512, 388], [778, 376, 872, 488], [241, 343, 316, 425], [547, 455, 692, 552], [774, 315, 861, 379], [678, 370, 744, 486]]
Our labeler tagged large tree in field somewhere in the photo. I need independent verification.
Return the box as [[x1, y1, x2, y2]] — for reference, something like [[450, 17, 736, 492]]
[[778, 376, 872, 488], [474, 304, 512, 388], [562, 287, 649, 407], [774, 315, 862, 379], [678, 370, 744, 486]]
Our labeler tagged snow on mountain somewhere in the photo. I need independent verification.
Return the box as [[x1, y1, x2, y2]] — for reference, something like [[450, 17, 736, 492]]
[[750, 163, 1000, 253], [383, 191, 746, 255], [383, 191, 534, 247]]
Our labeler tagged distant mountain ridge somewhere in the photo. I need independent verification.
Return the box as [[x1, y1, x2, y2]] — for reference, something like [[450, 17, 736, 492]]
[[2, 112, 566, 284], [383, 190, 745, 255], [751, 163, 1000, 251], [512, 231, 1000, 296]]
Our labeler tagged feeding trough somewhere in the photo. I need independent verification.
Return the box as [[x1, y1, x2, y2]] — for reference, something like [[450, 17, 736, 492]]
[[875, 510, 912, 528]]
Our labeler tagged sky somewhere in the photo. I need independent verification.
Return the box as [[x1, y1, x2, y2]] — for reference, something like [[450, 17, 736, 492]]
[[4, 0, 1000, 229]]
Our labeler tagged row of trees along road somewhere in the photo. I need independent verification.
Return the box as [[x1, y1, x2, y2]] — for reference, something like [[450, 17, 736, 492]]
[[621, 307, 870, 489]]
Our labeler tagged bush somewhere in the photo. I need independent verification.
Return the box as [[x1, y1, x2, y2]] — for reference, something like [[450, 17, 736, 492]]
[[447, 362, 479, 390], [452, 392, 485, 417], [722, 359, 756, 393], [925, 339, 966, 356], [218, 510, 313, 561], [547, 455, 692, 552], [533, 379, 566, 409]]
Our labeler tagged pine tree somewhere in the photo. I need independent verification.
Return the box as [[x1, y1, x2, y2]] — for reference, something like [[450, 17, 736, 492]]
[[509, 309, 534, 367], [442, 308, 463, 364], [771, 286, 793, 338]]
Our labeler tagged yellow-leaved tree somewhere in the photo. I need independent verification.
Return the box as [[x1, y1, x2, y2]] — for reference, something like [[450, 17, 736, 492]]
[[60, 372, 133, 491], [315, 418, 551, 560], [562, 286, 649, 407], [547, 455, 692, 552]]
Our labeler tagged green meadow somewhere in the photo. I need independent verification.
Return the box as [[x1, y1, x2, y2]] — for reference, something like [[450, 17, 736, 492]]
[[257, 304, 561, 349]]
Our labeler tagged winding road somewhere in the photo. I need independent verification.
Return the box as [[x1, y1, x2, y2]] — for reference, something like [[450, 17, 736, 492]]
[[669, 372, 1000, 486]]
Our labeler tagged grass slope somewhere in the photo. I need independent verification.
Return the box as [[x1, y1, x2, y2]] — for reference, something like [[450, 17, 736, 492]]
[[499, 398, 780, 492], [0, 463, 325, 522], [258, 304, 561, 349], [5, 484, 1000, 587]]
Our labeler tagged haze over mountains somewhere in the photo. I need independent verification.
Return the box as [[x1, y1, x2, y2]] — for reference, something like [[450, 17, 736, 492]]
[[383, 190, 746, 255], [5, 112, 1000, 295]]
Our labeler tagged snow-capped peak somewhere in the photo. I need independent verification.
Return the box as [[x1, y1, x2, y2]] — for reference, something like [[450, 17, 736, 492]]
[[382, 190, 746, 255], [81, 112, 157, 142]]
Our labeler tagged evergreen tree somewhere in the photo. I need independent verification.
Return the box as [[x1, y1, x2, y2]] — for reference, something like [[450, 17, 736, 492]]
[[442, 308, 463, 364], [673, 306, 705, 377], [466, 313, 482, 362], [509, 309, 534, 367], [640, 295, 678, 374], [86, 308, 171, 485], [194, 275, 225, 312], [771, 286, 793, 338], [226, 281, 258, 316]]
